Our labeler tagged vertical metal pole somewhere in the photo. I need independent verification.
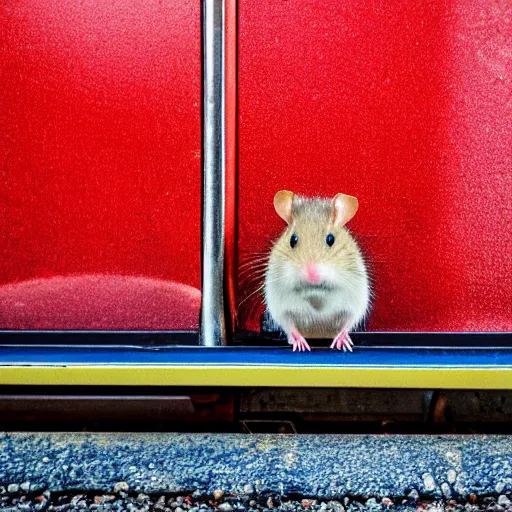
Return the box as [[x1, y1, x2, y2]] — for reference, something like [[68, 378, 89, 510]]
[[201, 0, 226, 346]]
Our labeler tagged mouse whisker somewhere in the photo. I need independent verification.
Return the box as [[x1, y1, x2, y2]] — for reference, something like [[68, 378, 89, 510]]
[[239, 281, 266, 294], [239, 277, 267, 288], [239, 252, 270, 260], [238, 258, 269, 267], [239, 270, 267, 279], [239, 274, 280, 293], [238, 276, 283, 323], [238, 263, 269, 273], [238, 270, 268, 283], [238, 252, 271, 262], [241, 269, 268, 277], [239, 244, 273, 253], [239, 266, 267, 275], [239, 266, 269, 275], [238, 283, 266, 308]]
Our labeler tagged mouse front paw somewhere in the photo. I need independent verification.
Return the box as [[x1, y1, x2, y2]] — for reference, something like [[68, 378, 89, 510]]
[[288, 330, 311, 352], [330, 329, 354, 352]]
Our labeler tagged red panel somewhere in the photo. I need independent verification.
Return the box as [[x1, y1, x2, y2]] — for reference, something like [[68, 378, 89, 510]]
[[238, 1, 511, 332], [1, 0, 201, 329]]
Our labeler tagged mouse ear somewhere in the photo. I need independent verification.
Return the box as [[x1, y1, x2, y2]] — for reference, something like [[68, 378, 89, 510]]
[[332, 193, 359, 226], [273, 190, 294, 225]]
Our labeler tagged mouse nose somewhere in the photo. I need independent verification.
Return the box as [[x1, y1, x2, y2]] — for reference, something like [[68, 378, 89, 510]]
[[304, 264, 321, 284]]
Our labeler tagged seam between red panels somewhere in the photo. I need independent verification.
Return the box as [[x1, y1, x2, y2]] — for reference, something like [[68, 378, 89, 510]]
[[224, 0, 238, 334]]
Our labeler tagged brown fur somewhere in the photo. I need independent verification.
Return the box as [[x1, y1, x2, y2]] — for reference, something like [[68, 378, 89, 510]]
[[269, 196, 363, 279]]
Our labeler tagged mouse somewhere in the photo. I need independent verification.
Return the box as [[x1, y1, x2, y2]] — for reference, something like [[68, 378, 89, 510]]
[[264, 190, 370, 352]]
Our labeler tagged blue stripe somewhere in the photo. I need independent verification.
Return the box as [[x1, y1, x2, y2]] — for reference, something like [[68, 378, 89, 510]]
[[0, 345, 512, 368]]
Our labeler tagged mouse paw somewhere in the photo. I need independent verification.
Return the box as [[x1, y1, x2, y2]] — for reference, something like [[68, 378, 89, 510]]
[[288, 330, 311, 352], [330, 329, 354, 352]]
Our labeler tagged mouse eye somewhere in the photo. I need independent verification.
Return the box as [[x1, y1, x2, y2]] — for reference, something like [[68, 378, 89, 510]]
[[326, 233, 335, 247], [290, 233, 298, 248]]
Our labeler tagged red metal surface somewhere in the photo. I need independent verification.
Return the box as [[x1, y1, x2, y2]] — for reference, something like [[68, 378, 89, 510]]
[[0, 275, 201, 330], [225, 0, 239, 333], [1, 0, 201, 329], [238, 1, 511, 332]]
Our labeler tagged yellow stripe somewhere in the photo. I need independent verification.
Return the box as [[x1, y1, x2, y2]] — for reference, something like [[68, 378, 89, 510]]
[[1, 365, 512, 389]]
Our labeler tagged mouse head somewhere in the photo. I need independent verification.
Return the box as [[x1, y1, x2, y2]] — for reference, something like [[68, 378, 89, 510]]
[[270, 190, 360, 287]]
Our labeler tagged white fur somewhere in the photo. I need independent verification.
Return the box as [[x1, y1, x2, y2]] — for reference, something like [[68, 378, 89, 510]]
[[265, 257, 370, 339]]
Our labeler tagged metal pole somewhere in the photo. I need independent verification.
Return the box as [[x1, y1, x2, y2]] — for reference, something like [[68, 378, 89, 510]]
[[201, 0, 226, 346]]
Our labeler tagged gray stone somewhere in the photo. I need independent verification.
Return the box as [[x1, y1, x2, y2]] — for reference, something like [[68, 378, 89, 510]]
[[408, 490, 420, 501], [423, 474, 436, 492], [71, 495, 84, 505], [498, 496, 511, 507], [381, 498, 393, 508], [213, 491, 224, 501], [112, 482, 129, 493], [327, 501, 344, 512], [442, 483, 452, 498]]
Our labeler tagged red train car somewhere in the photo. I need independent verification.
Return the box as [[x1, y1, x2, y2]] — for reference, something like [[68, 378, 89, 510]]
[[0, 0, 511, 393]]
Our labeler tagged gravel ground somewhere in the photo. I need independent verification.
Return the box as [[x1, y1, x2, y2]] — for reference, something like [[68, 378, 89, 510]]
[[1, 489, 512, 512], [2, 433, 512, 498]]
